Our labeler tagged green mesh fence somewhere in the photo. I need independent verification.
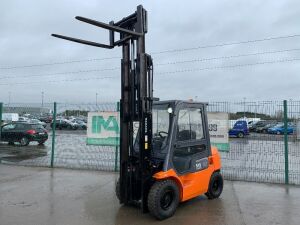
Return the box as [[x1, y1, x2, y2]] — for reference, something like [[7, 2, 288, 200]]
[[50, 102, 118, 171], [207, 100, 300, 185], [0, 100, 299, 185], [0, 102, 54, 166], [0, 102, 117, 171]]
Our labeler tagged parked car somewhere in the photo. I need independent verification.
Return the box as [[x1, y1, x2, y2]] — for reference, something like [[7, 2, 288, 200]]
[[70, 118, 87, 129], [29, 119, 47, 128], [18, 117, 29, 123], [50, 119, 79, 130], [256, 122, 277, 133], [247, 120, 256, 130], [39, 115, 53, 123], [268, 124, 295, 135], [229, 120, 249, 138], [249, 120, 268, 132], [79, 117, 87, 123], [0, 122, 48, 146], [2, 113, 19, 122]]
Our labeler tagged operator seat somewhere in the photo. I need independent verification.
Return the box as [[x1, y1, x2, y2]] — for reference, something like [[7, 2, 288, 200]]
[[173, 130, 196, 173]]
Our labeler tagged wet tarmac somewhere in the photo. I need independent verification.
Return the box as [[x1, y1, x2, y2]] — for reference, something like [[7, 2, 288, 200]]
[[0, 164, 299, 225]]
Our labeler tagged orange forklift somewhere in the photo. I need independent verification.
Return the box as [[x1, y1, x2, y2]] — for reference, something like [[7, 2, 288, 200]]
[[52, 5, 223, 220]]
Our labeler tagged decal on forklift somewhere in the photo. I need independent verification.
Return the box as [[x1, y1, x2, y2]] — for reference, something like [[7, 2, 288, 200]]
[[195, 158, 209, 171]]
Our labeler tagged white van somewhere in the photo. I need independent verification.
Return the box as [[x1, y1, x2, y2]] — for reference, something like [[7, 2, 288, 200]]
[[2, 113, 19, 122]]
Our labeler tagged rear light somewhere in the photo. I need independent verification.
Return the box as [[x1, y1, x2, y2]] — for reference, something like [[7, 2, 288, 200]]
[[26, 129, 37, 135]]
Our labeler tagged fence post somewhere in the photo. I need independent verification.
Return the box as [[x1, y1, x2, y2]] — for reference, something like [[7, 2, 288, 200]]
[[0, 102, 2, 163], [51, 102, 57, 168], [114, 101, 120, 172], [283, 100, 289, 185], [0, 102, 2, 139]]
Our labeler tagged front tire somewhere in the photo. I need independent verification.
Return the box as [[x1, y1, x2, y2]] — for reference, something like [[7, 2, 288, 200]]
[[148, 179, 179, 220], [205, 172, 223, 199], [20, 137, 30, 146]]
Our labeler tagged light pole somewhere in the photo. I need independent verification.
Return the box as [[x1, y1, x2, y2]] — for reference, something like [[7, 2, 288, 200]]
[[8, 91, 11, 110], [96, 92, 98, 106], [41, 91, 44, 108], [243, 97, 246, 118]]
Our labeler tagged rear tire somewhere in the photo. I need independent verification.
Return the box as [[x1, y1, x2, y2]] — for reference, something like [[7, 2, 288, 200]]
[[8, 142, 14, 145], [20, 137, 29, 146], [148, 179, 179, 220], [237, 132, 244, 138], [205, 172, 223, 199], [38, 140, 46, 145]]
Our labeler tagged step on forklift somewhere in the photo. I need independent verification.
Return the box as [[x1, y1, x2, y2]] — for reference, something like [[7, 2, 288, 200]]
[[52, 5, 223, 220]]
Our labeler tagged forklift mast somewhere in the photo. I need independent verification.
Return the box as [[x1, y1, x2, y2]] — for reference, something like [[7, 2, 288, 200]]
[[52, 5, 153, 211]]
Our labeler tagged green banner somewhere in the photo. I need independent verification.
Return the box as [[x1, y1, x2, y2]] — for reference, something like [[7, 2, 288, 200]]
[[211, 142, 230, 152], [87, 137, 120, 146], [87, 112, 120, 146]]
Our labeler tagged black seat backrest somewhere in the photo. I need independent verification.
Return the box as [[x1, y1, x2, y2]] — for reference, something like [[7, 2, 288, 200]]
[[177, 129, 196, 141]]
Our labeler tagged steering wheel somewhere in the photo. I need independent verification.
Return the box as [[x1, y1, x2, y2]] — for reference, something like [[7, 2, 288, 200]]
[[158, 131, 168, 138]]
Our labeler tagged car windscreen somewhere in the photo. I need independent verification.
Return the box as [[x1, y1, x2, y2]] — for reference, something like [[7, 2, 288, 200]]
[[233, 121, 246, 129], [2, 124, 16, 131]]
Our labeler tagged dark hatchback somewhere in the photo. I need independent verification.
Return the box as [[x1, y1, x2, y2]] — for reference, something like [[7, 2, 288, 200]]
[[0, 122, 48, 146]]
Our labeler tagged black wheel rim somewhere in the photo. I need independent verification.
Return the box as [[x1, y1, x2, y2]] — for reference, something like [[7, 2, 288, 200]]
[[160, 188, 174, 210], [21, 138, 28, 146]]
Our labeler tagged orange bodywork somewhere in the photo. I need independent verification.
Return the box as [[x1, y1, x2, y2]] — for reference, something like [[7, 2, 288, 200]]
[[153, 146, 221, 202]]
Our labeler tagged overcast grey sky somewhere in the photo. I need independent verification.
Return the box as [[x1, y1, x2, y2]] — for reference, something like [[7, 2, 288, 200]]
[[0, 0, 300, 104]]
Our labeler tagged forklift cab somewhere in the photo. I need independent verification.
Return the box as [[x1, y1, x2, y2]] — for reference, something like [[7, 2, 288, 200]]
[[150, 100, 211, 174]]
